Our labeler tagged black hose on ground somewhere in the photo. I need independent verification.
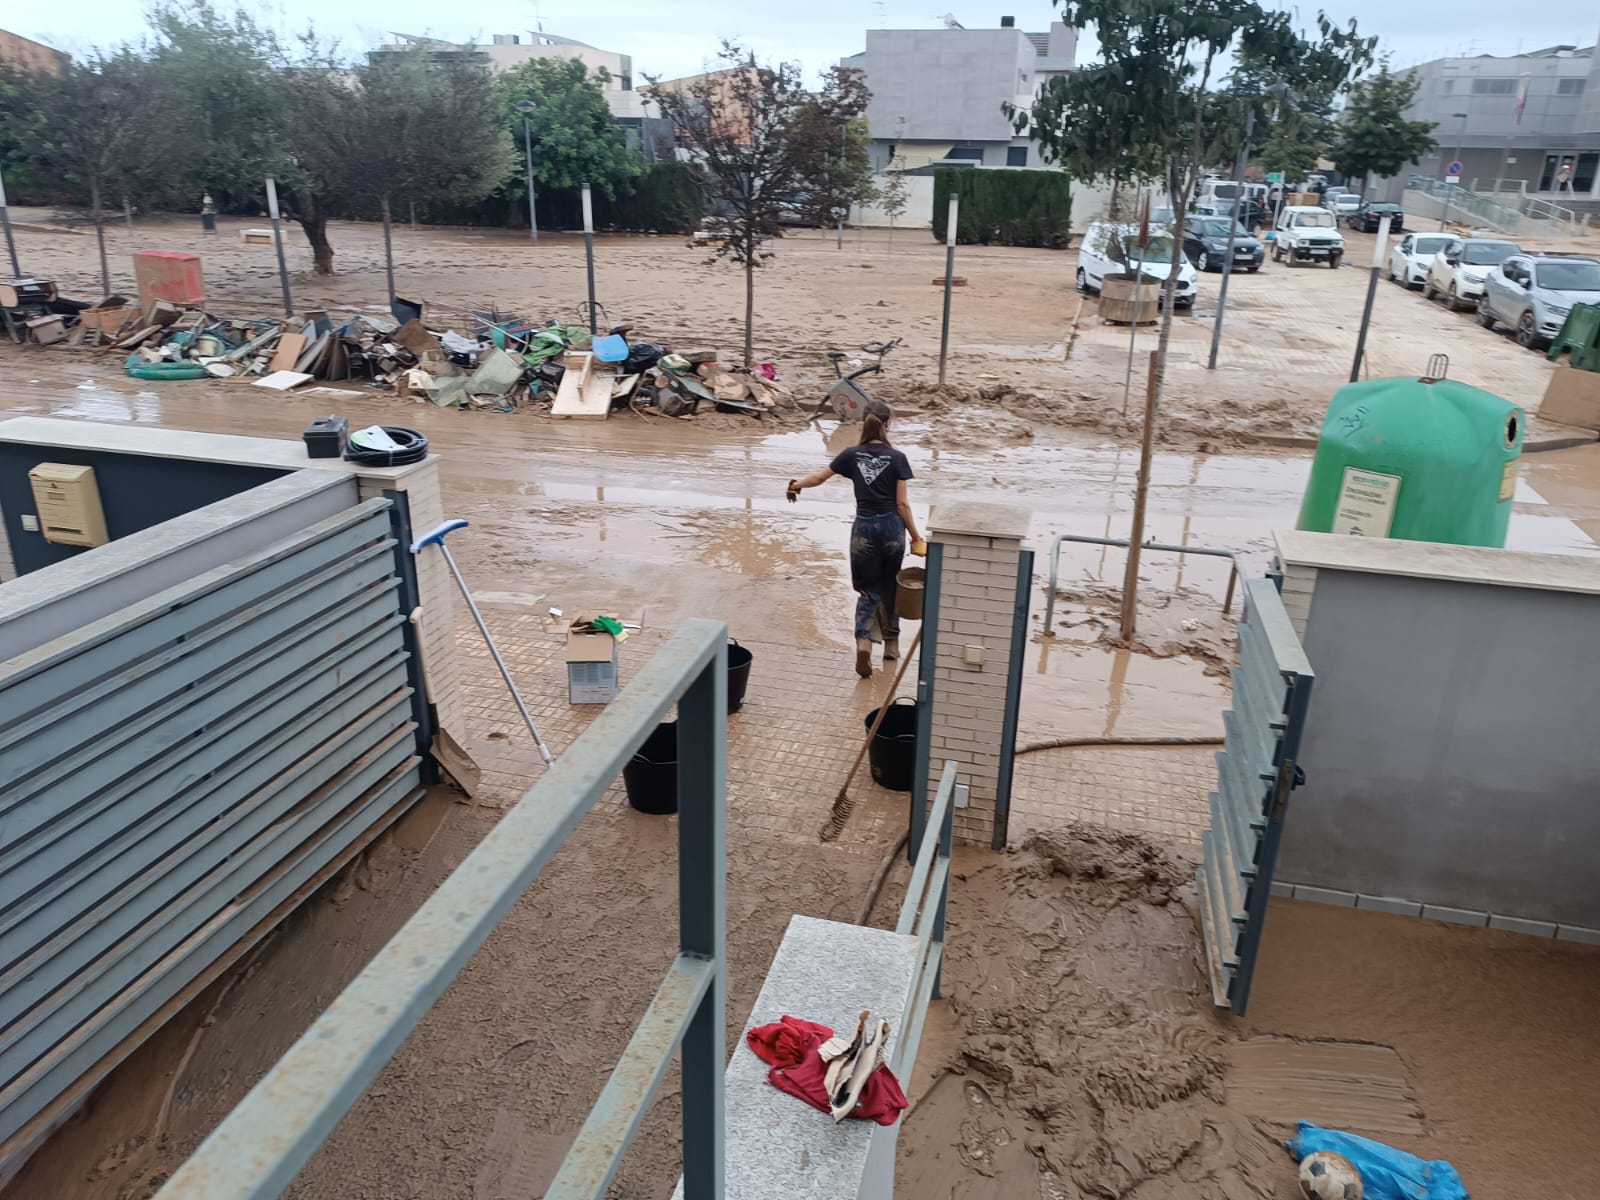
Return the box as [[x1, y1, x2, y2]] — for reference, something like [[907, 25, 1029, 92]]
[[343, 425, 429, 467]]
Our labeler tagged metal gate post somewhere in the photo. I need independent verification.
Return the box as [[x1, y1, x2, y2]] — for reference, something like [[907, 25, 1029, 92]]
[[384, 490, 437, 784], [909, 542, 944, 864], [992, 549, 1033, 850]]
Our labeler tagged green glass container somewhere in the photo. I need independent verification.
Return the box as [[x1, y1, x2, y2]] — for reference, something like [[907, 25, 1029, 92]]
[[1297, 376, 1523, 548]]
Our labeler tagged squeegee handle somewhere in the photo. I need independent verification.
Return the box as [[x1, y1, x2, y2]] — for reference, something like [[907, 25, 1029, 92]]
[[410, 519, 469, 554]]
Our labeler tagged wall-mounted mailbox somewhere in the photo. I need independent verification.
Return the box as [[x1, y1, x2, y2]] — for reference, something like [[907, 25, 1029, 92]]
[[28, 462, 110, 547]]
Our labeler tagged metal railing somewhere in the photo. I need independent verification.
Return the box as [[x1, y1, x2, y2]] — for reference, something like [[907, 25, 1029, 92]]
[[1404, 178, 1524, 234], [1042, 533, 1241, 635], [892, 761, 958, 1079], [1523, 196, 1577, 232], [154, 620, 731, 1200]]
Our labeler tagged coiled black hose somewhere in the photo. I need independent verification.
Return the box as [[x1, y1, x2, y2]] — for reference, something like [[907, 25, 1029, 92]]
[[343, 426, 429, 467]]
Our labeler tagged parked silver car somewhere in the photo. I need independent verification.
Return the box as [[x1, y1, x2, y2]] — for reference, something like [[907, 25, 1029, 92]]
[[1477, 254, 1600, 348]]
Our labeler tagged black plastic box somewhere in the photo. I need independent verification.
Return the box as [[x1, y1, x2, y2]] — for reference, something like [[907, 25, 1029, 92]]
[[303, 415, 348, 459]]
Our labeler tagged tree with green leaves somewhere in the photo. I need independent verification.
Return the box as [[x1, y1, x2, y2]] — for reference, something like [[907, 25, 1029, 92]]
[[879, 156, 910, 254], [1331, 63, 1436, 195], [0, 51, 186, 293], [1010, 1, 1372, 381], [788, 69, 876, 232], [498, 58, 640, 215], [646, 44, 870, 365]]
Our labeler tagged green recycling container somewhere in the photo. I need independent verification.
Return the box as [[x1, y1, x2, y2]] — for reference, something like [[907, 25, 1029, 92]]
[[1297, 375, 1523, 548]]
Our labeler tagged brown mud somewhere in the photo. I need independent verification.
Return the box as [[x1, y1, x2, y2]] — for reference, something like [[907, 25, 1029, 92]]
[[898, 826, 1295, 1199]]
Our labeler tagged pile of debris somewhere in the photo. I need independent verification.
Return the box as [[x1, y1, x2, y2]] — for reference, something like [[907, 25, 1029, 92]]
[[5, 280, 796, 419]]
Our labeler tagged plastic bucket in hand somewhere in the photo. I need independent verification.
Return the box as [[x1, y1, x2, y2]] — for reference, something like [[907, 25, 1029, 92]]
[[623, 722, 678, 815], [727, 639, 753, 714], [864, 697, 920, 793], [895, 567, 926, 621]]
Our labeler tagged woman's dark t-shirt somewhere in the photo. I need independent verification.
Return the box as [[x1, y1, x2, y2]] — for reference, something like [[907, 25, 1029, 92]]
[[829, 442, 914, 517]]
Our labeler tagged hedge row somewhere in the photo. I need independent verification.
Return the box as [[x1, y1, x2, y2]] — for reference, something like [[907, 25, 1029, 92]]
[[931, 167, 1072, 249]]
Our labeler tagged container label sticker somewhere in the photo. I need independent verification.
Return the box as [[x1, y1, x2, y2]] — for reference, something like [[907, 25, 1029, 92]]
[[1499, 458, 1518, 502], [1331, 467, 1401, 538]]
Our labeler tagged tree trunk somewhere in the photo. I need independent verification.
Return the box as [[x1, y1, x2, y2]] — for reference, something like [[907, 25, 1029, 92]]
[[743, 254, 755, 367], [380, 194, 396, 305], [296, 212, 334, 275], [90, 178, 109, 297]]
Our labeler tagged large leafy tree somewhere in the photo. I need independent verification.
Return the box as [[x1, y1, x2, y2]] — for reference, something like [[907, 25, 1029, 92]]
[[646, 44, 870, 365], [787, 68, 876, 230], [0, 51, 186, 293], [498, 58, 640, 207], [1010, 0, 1372, 389], [1331, 63, 1437, 194]]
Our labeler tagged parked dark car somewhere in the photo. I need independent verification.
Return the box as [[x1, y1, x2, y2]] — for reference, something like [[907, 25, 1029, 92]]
[[1182, 216, 1265, 272], [1347, 202, 1405, 233]]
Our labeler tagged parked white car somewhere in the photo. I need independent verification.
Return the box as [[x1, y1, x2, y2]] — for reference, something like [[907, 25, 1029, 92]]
[[1423, 236, 1522, 310], [1387, 232, 1455, 289], [1271, 206, 1345, 267], [1075, 221, 1197, 309], [1324, 191, 1362, 217]]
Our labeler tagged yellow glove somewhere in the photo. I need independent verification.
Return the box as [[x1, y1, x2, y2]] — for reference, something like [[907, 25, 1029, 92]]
[[911, 539, 928, 557]]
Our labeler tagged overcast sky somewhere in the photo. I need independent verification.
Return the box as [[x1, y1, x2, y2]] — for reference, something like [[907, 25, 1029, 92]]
[[11, 0, 1597, 83]]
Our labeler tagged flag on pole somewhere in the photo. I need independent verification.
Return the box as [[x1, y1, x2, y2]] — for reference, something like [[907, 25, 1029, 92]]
[[1514, 77, 1528, 125]]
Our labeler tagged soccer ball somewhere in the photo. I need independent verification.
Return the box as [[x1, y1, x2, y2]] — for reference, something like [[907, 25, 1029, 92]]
[[1299, 1151, 1363, 1200]]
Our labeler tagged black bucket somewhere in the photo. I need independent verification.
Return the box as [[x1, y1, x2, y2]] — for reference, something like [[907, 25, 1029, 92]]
[[623, 721, 678, 815], [864, 697, 920, 793], [727, 640, 753, 714]]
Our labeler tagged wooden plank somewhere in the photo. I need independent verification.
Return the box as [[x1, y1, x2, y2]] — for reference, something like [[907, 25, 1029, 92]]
[[268, 332, 307, 374], [550, 352, 609, 419]]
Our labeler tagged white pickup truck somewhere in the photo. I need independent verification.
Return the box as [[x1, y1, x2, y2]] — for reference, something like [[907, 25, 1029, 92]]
[[1271, 205, 1345, 268]]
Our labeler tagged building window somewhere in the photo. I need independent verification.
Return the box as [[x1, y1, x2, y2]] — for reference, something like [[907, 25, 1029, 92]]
[[1557, 78, 1586, 96], [1006, 146, 1028, 167], [1440, 79, 1453, 94], [945, 147, 984, 160], [1472, 78, 1516, 95]]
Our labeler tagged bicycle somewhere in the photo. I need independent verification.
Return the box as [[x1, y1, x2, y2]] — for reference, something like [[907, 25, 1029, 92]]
[[815, 337, 901, 420]]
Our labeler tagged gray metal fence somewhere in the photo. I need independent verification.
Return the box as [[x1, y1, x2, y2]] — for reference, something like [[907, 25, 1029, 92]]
[[0, 497, 424, 1157], [893, 761, 958, 1078], [153, 620, 730, 1200]]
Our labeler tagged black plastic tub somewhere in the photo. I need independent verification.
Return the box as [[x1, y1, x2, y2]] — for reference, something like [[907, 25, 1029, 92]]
[[727, 640, 753, 714], [623, 721, 678, 815], [864, 697, 920, 793]]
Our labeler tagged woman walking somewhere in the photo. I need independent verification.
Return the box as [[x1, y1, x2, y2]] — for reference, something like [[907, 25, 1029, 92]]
[[788, 402, 925, 678]]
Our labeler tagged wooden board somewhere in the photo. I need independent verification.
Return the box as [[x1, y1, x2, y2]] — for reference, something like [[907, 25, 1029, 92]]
[[268, 332, 307, 373], [550, 352, 610, 419]]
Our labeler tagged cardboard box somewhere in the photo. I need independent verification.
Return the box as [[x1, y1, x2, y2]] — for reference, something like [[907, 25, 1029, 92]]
[[25, 314, 66, 345], [132, 250, 204, 309], [564, 614, 642, 705], [1538, 363, 1600, 433]]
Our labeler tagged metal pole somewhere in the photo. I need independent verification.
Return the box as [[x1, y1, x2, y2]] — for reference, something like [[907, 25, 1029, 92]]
[[265, 176, 293, 318], [1349, 215, 1392, 383], [1119, 351, 1160, 640], [1439, 185, 1453, 232], [0, 168, 19, 276], [1207, 107, 1254, 370], [938, 192, 957, 386], [523, 115, 538, 246], [582, 183, 597, 335], [836, 121, 846, 250]]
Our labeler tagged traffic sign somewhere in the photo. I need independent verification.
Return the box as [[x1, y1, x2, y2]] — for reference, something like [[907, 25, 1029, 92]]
[[1266, 171, 1284, 184], [1446, 160, 1463, 177]]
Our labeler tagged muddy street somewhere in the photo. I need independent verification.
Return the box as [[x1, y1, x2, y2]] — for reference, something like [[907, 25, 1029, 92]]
[[4, 206, 1600, 1200]]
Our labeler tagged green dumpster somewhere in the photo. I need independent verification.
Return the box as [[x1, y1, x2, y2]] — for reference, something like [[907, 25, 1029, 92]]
[[1297, 375, 1523, 548], [1547, 302, 1600, 372]]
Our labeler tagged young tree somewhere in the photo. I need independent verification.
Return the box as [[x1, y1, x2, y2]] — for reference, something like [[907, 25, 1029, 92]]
[[879, 157, 910, 254], [646, 44, 869, 365], [788, 68, 876, 233], [0, 52, 185, 293], [1331, 64, 1437, 195], [498, 58, 640, 216]]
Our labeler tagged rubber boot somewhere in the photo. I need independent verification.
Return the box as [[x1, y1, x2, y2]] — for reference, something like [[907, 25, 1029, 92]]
[[883, 637, 900, 662], [855, 638, 873, 679]]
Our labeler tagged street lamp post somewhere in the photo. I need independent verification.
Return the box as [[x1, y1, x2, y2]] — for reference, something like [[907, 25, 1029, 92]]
[[639, 97, 655, 164], [516, 98, 539, 245], [1440, 112, 1468, 231], [0, 167, 20, 276], [1208, 82, 1291, 370]]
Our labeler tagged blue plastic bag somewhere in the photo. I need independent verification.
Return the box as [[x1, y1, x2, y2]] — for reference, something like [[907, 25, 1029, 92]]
[[1288, 1122, 1468, 1200]]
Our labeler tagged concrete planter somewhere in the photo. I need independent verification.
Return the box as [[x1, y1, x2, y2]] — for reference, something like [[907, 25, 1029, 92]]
[[1099, 276, 1161, 325]]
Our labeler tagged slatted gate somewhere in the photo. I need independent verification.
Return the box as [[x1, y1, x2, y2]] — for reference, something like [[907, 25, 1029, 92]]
[[0, 497, 427, 1156], [1196, 577, 1314, 1017]]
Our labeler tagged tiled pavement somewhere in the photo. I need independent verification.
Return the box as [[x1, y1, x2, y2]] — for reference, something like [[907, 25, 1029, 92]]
[[457, 607, 1216, 854]]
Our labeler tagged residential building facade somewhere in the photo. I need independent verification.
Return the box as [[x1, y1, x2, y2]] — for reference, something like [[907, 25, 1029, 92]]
[[840, 17, 1076, 172], [374, 33, 631, 89], [0, 29, 69, 73], [1392, 33, 1600, 198]]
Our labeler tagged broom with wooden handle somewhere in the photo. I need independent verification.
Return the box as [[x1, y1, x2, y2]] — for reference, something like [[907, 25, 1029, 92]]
[[819, 627, 922, 842]]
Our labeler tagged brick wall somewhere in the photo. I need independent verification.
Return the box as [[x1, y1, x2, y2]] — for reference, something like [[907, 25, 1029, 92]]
[[926, 520, 1025, 848]]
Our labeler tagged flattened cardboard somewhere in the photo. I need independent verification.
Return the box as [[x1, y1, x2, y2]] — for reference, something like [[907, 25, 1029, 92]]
[[1539, 364, 1600, 433]]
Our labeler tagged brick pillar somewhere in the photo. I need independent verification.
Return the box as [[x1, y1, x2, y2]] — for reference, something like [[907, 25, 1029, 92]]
[[357, 458, 464, 738], [925, 500, 1030, 847]]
